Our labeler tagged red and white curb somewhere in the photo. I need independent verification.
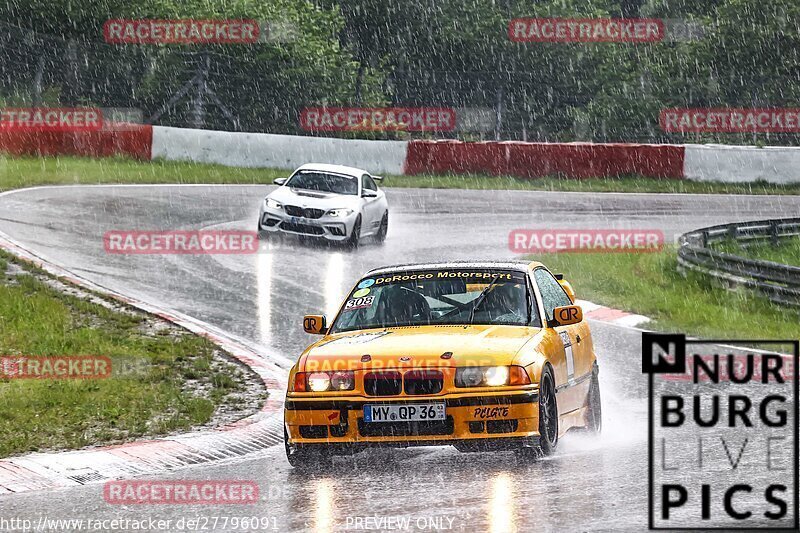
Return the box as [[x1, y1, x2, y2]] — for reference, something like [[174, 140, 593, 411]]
[[577, 299, 651, 328], [0, 230, 290, 496]]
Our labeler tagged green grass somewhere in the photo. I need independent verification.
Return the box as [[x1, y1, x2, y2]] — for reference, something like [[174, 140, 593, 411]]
[[383, 173, 800, 195], [0, 155, 287, 191], [0, 250, 255, 458], [537, 248, 799, 339], [2, 155, 800, 195], [712, 236, 800, 266]]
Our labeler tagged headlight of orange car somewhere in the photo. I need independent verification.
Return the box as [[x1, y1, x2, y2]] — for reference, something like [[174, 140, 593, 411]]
[[291, 371, 355, 392], [454, 366, 531, 387]]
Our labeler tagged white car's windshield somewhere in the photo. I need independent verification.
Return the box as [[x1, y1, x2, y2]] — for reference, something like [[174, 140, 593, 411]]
[[331, 269, 539, 333], [286, 171, 358, 195]]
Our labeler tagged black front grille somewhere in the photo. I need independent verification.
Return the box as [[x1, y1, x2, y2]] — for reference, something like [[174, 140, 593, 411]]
[[364, 371, 402, 396], [285, 205, 325, 219], [299, 425, 328, 439], [329, 424, 348, 438], [486, 420, 518, 434], [404, 370, 444, 395], [326, 225, 345, 236], [469, 421, 485, 433], [280, 221, 324, 235], [358, 416, 454, 437]]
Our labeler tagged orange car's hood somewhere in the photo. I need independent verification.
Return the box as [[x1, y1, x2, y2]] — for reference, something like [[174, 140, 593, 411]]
[[300, 325, 541, 372]]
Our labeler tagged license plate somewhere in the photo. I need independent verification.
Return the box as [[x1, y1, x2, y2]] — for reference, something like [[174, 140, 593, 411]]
[[363, 403, 445, 423]]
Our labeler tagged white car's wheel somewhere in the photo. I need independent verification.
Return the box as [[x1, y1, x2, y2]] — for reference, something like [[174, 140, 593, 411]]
[[376, 212, 388, 244], [347, 215, 361, 249]]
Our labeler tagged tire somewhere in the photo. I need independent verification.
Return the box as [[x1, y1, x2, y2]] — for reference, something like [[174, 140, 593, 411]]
[[537, 366, 559, 456], [585, 363, 602, 435], [375, 212, 388, 244], [284, 426, 332, 469], [346, 215, 361, 249]]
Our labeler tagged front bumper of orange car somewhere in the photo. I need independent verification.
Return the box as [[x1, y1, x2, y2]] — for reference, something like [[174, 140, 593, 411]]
[[284, 388, 540, 452]]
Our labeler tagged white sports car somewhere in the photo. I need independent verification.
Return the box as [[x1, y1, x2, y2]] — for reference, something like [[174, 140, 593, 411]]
[[258, 164, 389, 247]]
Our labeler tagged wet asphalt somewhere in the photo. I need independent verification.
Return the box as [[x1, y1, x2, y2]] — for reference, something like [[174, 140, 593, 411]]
[[0, 185, 798, 531]]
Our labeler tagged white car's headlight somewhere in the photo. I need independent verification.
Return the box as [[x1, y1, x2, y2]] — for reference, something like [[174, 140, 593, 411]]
[[266, 198, 282, 210], [327, 208, 354, 217]]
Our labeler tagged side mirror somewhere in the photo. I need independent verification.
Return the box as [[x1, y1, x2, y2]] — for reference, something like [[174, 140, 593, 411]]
[[551, 305, 583, 327], [372, 175, 384, 182], [273, 177, 287, 186], [558, 279, 576, 303], [303, 314, 327, 335], [362, 189, 378, 198]]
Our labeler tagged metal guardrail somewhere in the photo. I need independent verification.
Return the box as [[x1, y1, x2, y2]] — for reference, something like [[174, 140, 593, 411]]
[[677, 218, 800, 306]]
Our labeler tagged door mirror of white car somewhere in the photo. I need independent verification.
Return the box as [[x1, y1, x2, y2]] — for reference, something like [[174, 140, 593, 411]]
[[362, 189, 379, 198], [372, 175, 384, 181], [273, 177, 287, 186]]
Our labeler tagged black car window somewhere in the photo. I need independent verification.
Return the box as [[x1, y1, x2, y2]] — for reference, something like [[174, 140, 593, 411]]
[[286, 171, 358, 195], [361, 174, 378, 192]]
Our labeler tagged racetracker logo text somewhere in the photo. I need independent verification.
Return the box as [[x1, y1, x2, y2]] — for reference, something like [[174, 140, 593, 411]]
[[661, 108, 800, 133], [103, 230, 258, 255], [0, 356, 112, 379], [509, 18, 664, 43], [508, 229, 664, 254], [299, 107, 456, 132], [103, 480, 259, 504], [0, 108, 103, 131], [103, 19, 260, 45], [643, 333, 799, 530]]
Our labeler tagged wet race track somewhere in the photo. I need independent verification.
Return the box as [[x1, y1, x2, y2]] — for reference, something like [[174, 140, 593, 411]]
[[1, 185, 799, 531]]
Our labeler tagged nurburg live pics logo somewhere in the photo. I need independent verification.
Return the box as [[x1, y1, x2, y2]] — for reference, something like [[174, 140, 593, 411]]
[[642, 332, 799, 530]]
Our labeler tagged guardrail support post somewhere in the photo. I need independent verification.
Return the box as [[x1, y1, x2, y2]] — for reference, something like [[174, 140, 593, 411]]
[[770, 220, 780, 247]]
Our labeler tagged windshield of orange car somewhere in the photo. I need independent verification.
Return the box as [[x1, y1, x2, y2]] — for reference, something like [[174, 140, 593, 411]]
[[330, 269, 539, 333]]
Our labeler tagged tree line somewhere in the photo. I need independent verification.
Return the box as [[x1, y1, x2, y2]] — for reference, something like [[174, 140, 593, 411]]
[[0, 0, 797, 144]]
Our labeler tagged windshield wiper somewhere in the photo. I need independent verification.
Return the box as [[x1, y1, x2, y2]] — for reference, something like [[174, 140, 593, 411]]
[[467, 276, 502, 326]]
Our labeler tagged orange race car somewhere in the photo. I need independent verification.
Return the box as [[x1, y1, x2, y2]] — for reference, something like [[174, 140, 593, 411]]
[[283, 261, 601, 466]]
